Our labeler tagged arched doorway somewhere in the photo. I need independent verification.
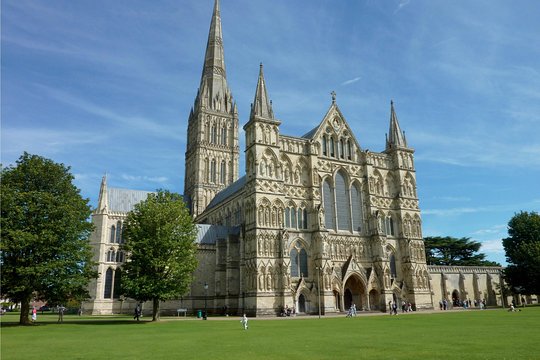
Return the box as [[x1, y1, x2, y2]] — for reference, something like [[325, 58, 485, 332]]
[[298, 294, 306, 313], [344, 275, 366, 311], [452, 289, 460, 306]]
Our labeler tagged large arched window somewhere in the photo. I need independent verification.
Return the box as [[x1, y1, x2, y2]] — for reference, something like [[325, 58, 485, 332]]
[[323, 179, 335, 229], [290, 248, 299, 277], [351, 183, 363, 232], [335, 171, 351, 231], [211, 160, 216, 183], [390, 254, 397, 278], [104, 268, 113, 299], [211, 125, 217, 144], [113, 269, 122, 299], [110, 225, 116, 243], [385, 216, 395, 236], [220, 161, 226, 184], [221, 127, 227, 145], [290, 242, 308, 277], [116, 221, 122, 243], [299, 249, 308, 277]]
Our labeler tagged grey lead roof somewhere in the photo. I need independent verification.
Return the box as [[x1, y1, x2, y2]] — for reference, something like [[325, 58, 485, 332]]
[[107, 187, 154, 213], [195, 224, 240, 245], [206, 175, 246, 210], [301, 126, 318, 139]]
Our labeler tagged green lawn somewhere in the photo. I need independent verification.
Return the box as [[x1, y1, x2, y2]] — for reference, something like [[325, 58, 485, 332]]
[[2, 308, 540, 360]]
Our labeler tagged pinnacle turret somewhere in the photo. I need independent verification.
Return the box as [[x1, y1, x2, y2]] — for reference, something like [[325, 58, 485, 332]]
[[250, 63, 274, 119], [386, 100, 408, 150], [97, 175, 108, 213]]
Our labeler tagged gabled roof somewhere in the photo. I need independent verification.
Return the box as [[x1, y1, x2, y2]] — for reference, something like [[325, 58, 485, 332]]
[[195, 224, 240, 245], [301, 101, 363, 151], [107, 187, 154, 213], [206, 175, 246, 210]]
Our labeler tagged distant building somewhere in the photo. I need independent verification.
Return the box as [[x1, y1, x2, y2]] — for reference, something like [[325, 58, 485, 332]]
[[83, 0, 524, 316]]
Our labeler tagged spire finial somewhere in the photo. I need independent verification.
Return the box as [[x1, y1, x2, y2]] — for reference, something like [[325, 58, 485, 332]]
[[331, 90, 336, 103]]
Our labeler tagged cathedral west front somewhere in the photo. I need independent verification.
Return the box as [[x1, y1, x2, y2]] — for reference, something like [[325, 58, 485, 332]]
[[83, 0, 508, 316]]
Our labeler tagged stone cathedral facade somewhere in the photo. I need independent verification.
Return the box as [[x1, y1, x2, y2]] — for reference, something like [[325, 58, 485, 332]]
[[83, 0, 509, 316]]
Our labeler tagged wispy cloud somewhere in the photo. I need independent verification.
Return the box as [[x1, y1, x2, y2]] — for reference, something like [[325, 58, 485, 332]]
[[341, 76, 362, 86], [37, 85, 182, 140], [477, 239, 505, 253], [121, 174, 169, 183], [471, 224, 507, 236], [394, 0, 411, 14], [1, 127, 105, 158]]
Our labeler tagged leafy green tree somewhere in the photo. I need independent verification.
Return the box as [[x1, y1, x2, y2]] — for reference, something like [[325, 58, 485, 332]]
[[502, 211, 540, 295], [1, 153, 96, 325], [121, 190, 198, 321], [424, 236, 500, 266]]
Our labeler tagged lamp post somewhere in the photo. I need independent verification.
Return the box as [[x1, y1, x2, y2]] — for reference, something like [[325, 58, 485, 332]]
[[204, 282, 208, 320], [316, 266, 322, 319]]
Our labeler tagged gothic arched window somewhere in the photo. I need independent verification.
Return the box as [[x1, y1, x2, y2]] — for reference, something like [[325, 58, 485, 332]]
[[211, 160, 216, 183], [339, 139, 344, 159], [211, 125, 217, 144], [220, 161, 226, 184], [351, 182, 363, 232], [390, 254, 397, 278], [323, 179, 335, 229], [347, 140, 352, 160], [290, 242, 308, 277], [322, 136, 327, 156], [290, 248, 299, 277], [285, 207, 290, 228], [104, 268, 113, 299], [335, 171, 351, 231], [221, 127, 227, 145], [116, 221, 122, 243], [113, 268, 122, 299], [110, 225, 116, 243], [330, 137, 335, 157]]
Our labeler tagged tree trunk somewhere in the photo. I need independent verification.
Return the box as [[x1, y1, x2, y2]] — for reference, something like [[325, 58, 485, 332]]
[[152, 298, 160, 321], [19, 300, 31, 325]]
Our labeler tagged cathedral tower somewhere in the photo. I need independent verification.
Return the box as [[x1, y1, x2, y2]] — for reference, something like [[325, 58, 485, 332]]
[[184, 0, 240, 217]]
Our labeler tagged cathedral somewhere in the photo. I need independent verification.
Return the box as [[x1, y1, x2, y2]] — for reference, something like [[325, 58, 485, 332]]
[[83, 0, 509, 316]]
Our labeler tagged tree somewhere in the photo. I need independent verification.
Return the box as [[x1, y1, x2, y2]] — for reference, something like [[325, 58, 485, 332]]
[[1, 153, 96, 325], [502, 211, 540, 295], [424, 236, 501, 266], [121, 190, 198, 321]]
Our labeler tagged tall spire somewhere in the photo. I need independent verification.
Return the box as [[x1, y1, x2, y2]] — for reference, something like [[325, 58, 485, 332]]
[[198, 0, 233, 113], [251, 63, 274, 119], [386, 100, 407, 150], [97, 174, 108, 213]]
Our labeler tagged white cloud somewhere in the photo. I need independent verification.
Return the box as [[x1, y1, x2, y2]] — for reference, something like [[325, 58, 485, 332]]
[[121, 174, 168, 183], [478, 239, 505, 253], [394, 0, 411, 14], [341, 76, 362, 86]]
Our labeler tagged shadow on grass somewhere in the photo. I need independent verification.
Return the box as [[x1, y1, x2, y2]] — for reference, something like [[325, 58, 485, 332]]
[[0, 317, 152, 327]]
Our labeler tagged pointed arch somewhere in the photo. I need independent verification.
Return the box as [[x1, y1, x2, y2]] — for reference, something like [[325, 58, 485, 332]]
[[351, 180, 363, 232], [104, 268, 113, 299], [335, 170, 351, 231], [323, 177, 335, 229]]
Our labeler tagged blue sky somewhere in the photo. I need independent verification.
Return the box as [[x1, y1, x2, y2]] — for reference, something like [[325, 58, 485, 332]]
[[2, 0, 539, 265]]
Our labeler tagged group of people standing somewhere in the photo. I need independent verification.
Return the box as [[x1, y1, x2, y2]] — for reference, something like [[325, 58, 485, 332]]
[[346, 303, 358, 317]]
